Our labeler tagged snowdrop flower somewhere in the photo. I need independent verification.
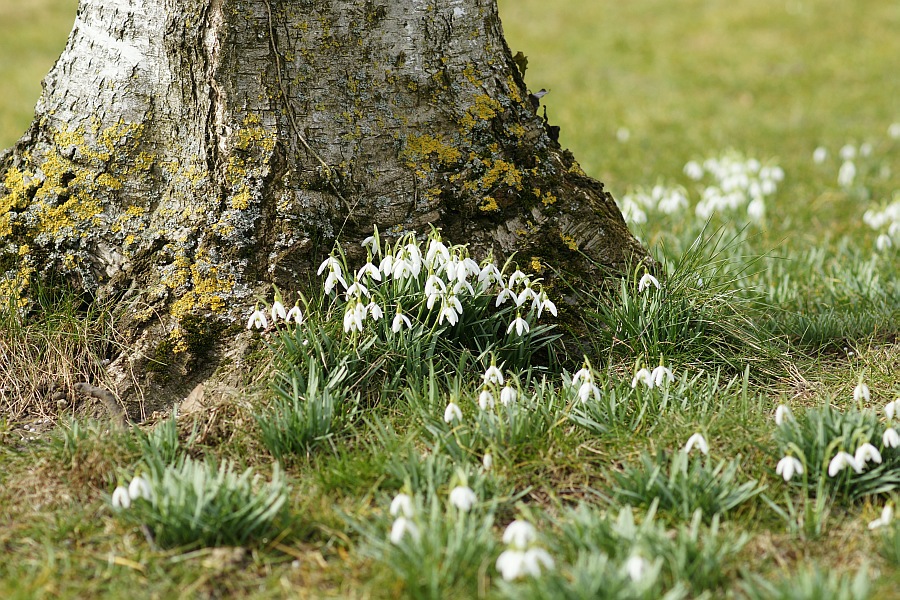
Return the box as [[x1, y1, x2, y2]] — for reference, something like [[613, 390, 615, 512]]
[[270, 300, 287, 323], [855, 443, 882, 467], [495, 286, 515, 307], [286, 304, 303, 325], [500, 385, 517, 406], [128, 476, 152, 501], [390, 493, 414, 518], [111, 486, 131, 510], [507, 316, 530, 336], [483, 365, 504, 386], [747, 198, 765, 221], [776, 456, 804, 482], [828, 451, 862, 477], [853, 382, 870, 404], [495, 548, 555, 581], [860, 142, 873, 157], [324, 270, 347, 295], [426, 240, 450, 266], [774, 404, 793, 426], [876, 234, 893, 251], [478, 263, 503, 290], [885, 400, 899, 421], [449, 486, 477, 511], [366, 302, 383, 321], [889, 123, 900, 140], [838, 161, 856, 188], [683, 433, 709, 455], [438, 305, 459, 326], [390, 517, 420, 544], [577, 381, 601, 403], [344, 281, 370, 300], [483, 452, 493, 471], [361, 234, 377, 252], [638, 273, 660, 293], [478, 389, 495, 410], [813, 147, 828, 164], [883, 428, 900, 448], [502, 520, 537, 549], [247, 308, 268, 330], [391, 312, 411, 333], [651, 366, 674, 387], [343, 302, 365, 333], [631, 368, 654, 389], [452, 279, 474, 296], [317, 256, 342, 276], [378, 254, 394, 276], [425, 274, 446, 297], [868, 504, 894, 530], [444, 402, 463, 423], [684, 160, 704, 180], [356, 262, 382, 282], [507, 270, 527, 288], [624, 555, 650, 582], [533, 292, 558, 318]]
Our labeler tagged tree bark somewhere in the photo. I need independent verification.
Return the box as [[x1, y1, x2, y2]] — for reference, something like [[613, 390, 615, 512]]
[[0, 0, 648, 417]]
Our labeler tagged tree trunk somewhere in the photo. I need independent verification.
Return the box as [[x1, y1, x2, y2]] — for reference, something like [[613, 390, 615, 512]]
[[0, 0, 648, 417]]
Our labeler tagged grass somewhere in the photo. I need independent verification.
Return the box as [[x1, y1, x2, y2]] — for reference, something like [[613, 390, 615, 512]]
[[1, 0, 900, 597]]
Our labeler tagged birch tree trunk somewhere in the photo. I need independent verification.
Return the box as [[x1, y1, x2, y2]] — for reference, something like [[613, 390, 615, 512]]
[[0, 0, 648, 417]]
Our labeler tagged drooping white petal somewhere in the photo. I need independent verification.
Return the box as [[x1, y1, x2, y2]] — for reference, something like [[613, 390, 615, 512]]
[[247, 309, 268, 330], [390, 516, 420, 544], [111, 486, 131, 510], [521, 547, 554, 577], [855, 443, 882, 466], [286, 305, 304, 325], [271, 300, 287, 322], [775, 456, 803, 482], [496, 549, 527, 581], [483, 366, 504, 386], [638, 273, 660, 293], [828, 451, 862, 477], [883, 428, 900, 448], [853, 382, 871, 403], [500, 385, 517, 406], [774, 404, 793, 426], [624, 555, 649, 582], [478, 389, 495, 410], [449, 486, 477, 511], [128, 476, 152, 501], [631, 368, 654, 389], [389, 493, 414, 517], [443, 402, 463, 423], [502, 520, 537, 549], [683, 433, 709, 455], [651, 366, 674, 387], [392, 313, 411, 333]]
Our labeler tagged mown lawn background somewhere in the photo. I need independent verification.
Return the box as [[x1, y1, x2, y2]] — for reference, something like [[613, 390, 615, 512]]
[[1, 0, 898, 598]]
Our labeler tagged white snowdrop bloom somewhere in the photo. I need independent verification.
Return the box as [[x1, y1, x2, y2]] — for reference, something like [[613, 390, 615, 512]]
[[683, 433, 709, 455], [317, 256, 342, 276], [776, 456, 804, 482], [620, 195, 648, 225], [747, 198, 766, 221], [111, 486, 131, 510], [449, 486, 477, 511], [813, 146, 828, 164], [508, 270, 527, 288], [515, 286, 536, 307], [390, 493, 414, 517], [684, 160, 704, 181], [426, 240, 450, 267], [344, 281, 370, 300], [361, 235, 377, 252], [128, 476, 152, 501], [507, 316, 530, 336], [885, 400, 899, 421], [270, 300, 287, 323], [452, 279, 475, 296], [247, 308, 268, 330], [853, 382, 871, 403], [839, 144, 857, 161], [533, 292, 557, 318], [572, 367, 593, 387], [496, 549, 528, 581], [391, 312, 412, 333], [500, 385, 518, 406], [443, 402, 463, 423], [889, 123, 900, 139], [390, 516, 420, 545], [631, 368, 654, 389], [855, 443, 882, 466], [367, 302, 384, 321], [343, 302, 365, 333], [483, 452, 493, 471], [624, 555, 650, 582], [860, 142, 873, 157], [868, 504, 894, 530], [356, 262, 382, 282], [638, 273, 660, 293], [483, 365, 505, 386], [578, 382, 601, 403], [324, 270, 348, 295], [616, 127, 631, 142], [884, 428, 900, 448], [426, 290, 442, 310], [462, 258, 481, 279], [438, 305, 459, 326], [657, 189, 689, 214], [774, 404, 793, 426], [522, 548, 555, 577], [378, 254, 395, 276], [828, 451, 862, 477], [838, 161, 856, 188], [404, 243, 423, 277], [446, 294, 463, 315], [502, 520, 537, 549], [286, 305, 304, 325], [478, 389, 495, 410], [651, 366, 674, 387], [495, 286, 515, 307], [391, 258, 412, 280], [478, 263, 503, 289], [876, 234, 893, 251]]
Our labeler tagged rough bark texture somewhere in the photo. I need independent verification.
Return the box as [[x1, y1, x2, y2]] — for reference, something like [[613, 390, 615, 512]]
[[0, 0, 648, 418]]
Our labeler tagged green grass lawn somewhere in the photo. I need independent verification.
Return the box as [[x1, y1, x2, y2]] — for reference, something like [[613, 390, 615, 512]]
[[1, 0, 899, 598]]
